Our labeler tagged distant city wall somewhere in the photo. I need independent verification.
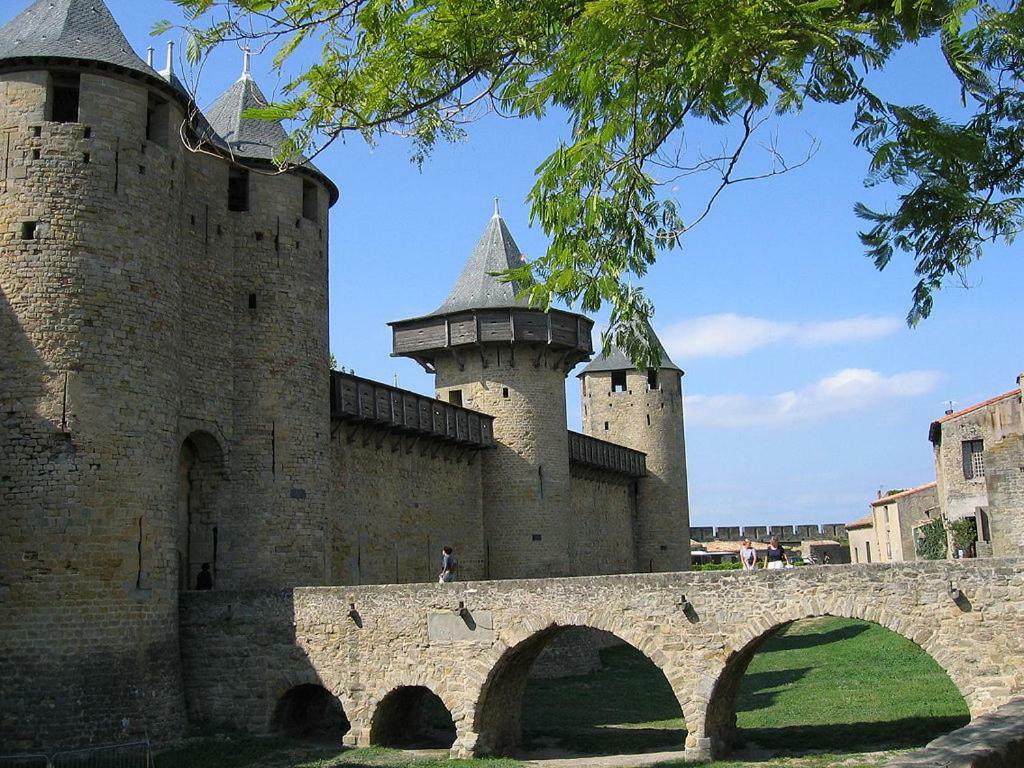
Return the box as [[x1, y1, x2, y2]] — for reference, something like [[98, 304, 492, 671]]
[[690, 524, 848, 543]]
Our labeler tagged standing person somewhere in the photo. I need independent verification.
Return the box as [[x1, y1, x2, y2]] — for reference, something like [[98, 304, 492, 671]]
[[439, 546, 457, 583], [195, 562, 213, 590], [763, 537, 789, 570], [739, 539, 758, 571]]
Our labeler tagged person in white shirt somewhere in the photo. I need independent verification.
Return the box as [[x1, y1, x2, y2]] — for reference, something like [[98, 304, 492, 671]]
[[739, 539, 758, 570]]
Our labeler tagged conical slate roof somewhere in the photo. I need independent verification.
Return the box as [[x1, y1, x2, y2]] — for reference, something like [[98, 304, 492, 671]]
[[580, 325, 682, 375], [205, 72, 292, 162], [428, 205, 532, 317], [0, 0, 157, 79]]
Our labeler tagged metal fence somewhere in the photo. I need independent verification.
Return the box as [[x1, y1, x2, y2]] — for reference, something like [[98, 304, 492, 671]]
[[1, 742, 151, 768]]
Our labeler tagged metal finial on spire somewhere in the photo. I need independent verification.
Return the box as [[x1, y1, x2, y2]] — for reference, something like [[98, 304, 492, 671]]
[[241, 48, 252, 79], [164, 41, 174, 77], [493, 197, 501, 218], [146, 47, 154, 68]]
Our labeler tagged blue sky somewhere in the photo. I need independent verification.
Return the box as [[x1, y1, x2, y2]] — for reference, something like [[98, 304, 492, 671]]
[[7, 1, 1019, 528]]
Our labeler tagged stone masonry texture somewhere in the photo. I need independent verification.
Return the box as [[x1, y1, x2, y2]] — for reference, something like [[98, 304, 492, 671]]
[[179, 559, 1024, 762]]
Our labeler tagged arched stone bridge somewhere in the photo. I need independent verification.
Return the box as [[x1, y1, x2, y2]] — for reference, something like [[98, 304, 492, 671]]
[[180, 559, 1024, 761]]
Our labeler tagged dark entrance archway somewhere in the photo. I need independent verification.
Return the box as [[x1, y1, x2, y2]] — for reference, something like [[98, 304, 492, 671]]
[[705, 616, 970, 758], [271, 684, 350, 740], [370, 686, 456, 748], [475, 625, 685, 757], [177, 430, 226, 592]]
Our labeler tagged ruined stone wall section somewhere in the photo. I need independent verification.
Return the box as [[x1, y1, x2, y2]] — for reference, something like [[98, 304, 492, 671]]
[[434, 346, 573, 579], [987, 435, 1024, 557], [179, 558, 1024, 762], [0, 69, 188, 749], [328, 431, 485, 584], [581, 369, 690, 572], [568, 471, 636, 575]]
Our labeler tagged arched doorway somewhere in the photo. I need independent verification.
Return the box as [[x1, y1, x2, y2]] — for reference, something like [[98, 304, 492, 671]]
[[370, 686, 456, 748], [177, 431, 225, 592], [475, 625, 685, 757], [271, 684, 350, 740], [705, 616, 970, 757]]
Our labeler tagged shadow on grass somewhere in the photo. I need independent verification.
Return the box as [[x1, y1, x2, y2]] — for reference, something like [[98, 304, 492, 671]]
[[736, 667, 813, 713], [522, 725, 686, 758], [758, 622, 870, 653], [738, 714, 971, 753]]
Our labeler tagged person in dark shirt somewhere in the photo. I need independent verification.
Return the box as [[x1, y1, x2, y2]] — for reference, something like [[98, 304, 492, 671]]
[[763, 537, 789, 570], [439, 546, 457, 583], [195, 562, 213, 590]]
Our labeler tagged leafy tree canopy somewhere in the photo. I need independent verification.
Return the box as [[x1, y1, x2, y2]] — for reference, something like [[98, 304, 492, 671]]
[[165, 0, 1024, 365]]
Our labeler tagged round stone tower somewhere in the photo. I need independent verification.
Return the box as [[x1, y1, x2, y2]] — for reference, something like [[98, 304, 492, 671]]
[[390, 204, 593, 578], [578, 331, 691, 572], [203, 57, 337, 590], [0, 0, 192, 748], [0, 0, 339, 750]]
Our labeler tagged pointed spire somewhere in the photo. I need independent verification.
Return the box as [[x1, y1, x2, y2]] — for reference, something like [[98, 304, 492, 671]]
[[579, 323, 682, 375], [425, 209, 532, 316], [205, 71, 291, 161], [0, 0, 157, 78]]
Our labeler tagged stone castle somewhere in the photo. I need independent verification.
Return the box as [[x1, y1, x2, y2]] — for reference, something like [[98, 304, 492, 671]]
[[0, 0, 689, 751]]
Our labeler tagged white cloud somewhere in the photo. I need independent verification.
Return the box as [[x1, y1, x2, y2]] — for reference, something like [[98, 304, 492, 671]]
[[685, 368, 940, 429], [660, 313, 902, 359]]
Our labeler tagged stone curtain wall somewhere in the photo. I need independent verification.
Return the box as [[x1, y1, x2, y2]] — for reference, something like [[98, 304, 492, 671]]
[[179, 558, 1024, 761], [568, 471, 637, 575], [328, 431, 486, 584]]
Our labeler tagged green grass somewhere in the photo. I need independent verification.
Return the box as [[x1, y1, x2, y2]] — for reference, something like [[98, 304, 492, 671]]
[[735, 617, 969, 751], [157, 617, 970, 767]]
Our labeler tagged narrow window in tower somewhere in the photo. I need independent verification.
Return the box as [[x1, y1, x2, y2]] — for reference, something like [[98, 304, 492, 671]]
[[247, 293, 257, 310], [448, 389, 463, 406], [20, 221, 37, 240], [228, 167, 250, 212], [302, 179, 318, 221], [49, 72, 81, 123], [611, 370, 627, 392], [502, 387, 509, 398], [145, 92, 169, 146], [646, 414, 651, 426], [647, 368, 659, 391], [603, 421, 609, 431]]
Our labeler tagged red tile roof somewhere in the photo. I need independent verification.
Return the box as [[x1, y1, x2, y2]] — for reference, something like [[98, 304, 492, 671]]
[[845, 513, 874, 530], [870, 481, 937, 507], [935, 389, 1020, 424]]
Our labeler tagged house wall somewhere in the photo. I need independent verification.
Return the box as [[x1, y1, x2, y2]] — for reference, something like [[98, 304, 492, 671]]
[[848, 526, 874, 563]]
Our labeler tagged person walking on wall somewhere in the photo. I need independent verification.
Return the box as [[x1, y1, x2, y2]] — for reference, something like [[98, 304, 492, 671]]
[[439, 546, 457, 583], [739, 539, 758, 571], [763, 537, 789, 570]]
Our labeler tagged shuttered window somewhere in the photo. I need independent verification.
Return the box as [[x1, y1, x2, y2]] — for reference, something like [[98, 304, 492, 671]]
[[962, 439, 984, 479]]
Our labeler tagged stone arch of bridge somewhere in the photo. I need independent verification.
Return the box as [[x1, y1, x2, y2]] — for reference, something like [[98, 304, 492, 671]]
[[369, 684, 457, 749], [354, 675, 470, 753], [697, 600, 972, 759], [270, 680, 350, 740], [469, 614, 691, 758]]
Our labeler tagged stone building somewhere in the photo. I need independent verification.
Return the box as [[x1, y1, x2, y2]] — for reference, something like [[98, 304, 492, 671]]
[[864, 482, 940, 563], [929, 375, 1024, 557], [0, 0, 690, 752]]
